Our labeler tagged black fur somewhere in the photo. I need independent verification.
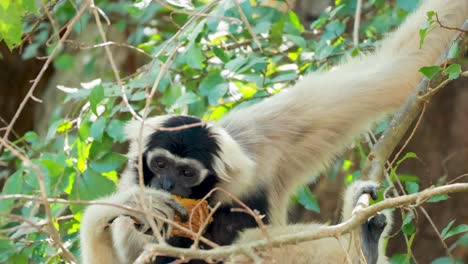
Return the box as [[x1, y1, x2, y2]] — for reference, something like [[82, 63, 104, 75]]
[[147, 116, 221, 172], [206, 187, 269, 246], [360, 214, 387, 264]]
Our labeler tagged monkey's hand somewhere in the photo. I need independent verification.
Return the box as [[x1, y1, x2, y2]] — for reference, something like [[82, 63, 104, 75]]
[[80, 186, 187, 264], [346, 181, 389, 264]]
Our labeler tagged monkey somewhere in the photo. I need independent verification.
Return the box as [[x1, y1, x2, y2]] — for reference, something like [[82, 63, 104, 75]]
[[79, 0, 468, 263]]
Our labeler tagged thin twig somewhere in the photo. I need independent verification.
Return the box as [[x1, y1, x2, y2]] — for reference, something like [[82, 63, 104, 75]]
[[435, 13, 468, 33], [387, 103, 427, 170], [418, 207, 454, 261], [72, 40, 154, 58], [89, 1, 143, 121], [353, 0, 363, 47], [192, 202, 221, 249], [232, 0, 263, 52]]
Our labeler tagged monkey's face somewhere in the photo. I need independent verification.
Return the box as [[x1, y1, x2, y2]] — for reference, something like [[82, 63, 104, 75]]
[[134, 115, 221, 199], [143, 149, 210, 197]]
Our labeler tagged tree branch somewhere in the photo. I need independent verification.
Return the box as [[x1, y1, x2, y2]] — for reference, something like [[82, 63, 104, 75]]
[[134, 183, 468, 263]]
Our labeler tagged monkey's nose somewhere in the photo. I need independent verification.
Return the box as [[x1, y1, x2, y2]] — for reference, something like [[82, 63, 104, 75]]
[[161, 177, 174, 191]]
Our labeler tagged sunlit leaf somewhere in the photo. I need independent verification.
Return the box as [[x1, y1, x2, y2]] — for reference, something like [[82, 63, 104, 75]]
[[444, 64, 461, 80], [199, 71, 228, 105], [295, 185, 320, 213], [442, 224, 468, 240], [419, 66, 440, 79], [402, 212, 415, 235], [405, 182, 419, 194], [89, 85, 105, 115]]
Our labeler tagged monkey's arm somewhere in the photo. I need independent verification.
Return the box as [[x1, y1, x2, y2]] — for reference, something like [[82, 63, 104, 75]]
[[80, 187, 187, 264], [219, 0, 467, 197]]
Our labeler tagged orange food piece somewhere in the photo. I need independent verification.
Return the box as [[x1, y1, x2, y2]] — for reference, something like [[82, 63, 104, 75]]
[[171, 195, 213, 239]]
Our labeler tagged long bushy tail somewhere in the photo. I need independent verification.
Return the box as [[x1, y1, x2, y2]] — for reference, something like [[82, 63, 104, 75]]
[[219, 0, 467, 224]]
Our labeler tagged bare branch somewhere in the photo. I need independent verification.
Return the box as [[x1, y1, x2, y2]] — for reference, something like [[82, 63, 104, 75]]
[[135, 183, 468, 262], [353, 0, 363, 47]]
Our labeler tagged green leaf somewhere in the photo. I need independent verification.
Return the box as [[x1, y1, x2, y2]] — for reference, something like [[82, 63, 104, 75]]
[[453, 233, 468, 247], [396, 152, 418, 166], [107, 120, 126, 142], [225, 55, 249, 73], [0, 169, 23, 212], [431, 257, 464, 264], [444, 64, 461, 80], [75, 138, 91, 172], [270, 72, 297, 83], [405, 181, 419, 194], [41, 159, 65, 178], [419, 21, 432, 48], [390, 253, 408, 264], [89, 152, 127, 173], [89, 85, 105, 114], [419, 66, 440, 79], [296, 185, 320, 213], [397, 0, 419, 12], [402, 212, 415, 235], [69, 169, 116, 214], [173, 92, 200, 108], [427, 194, 449, 203], [442, 224, 468, 240], [186, 44, 204, 70], [23, 0, 37, 13], [199, 71, 228, 105], [0, 0, 32, 49], [285, 34, 306, 48], [54, 54, 75, 70], [322, 20, 345, 41], [212, 47, 230, 63], [57, 119, 73, 133], [440, 220, 456, 239], [90, 118, 106, 141], [287, 11, 304, 33]]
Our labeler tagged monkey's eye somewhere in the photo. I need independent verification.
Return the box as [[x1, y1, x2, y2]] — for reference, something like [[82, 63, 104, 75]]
[[153, 158, 166, 168], [180, 168, 194, 178]]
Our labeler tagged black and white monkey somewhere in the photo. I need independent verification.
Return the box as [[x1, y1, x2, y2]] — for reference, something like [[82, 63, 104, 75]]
[[80, 0, 468, 263]]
